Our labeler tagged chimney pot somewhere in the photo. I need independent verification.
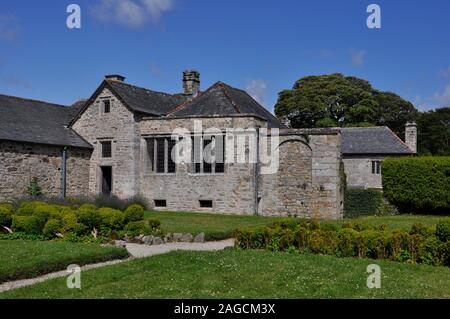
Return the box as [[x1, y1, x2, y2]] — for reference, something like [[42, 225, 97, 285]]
[[183, 70, 200, 96], [405, 121, 417, 153], [105, 75, 126, 82]]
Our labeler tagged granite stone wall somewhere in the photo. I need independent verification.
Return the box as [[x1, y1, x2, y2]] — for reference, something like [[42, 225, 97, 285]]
[[342, 155, 386, 189], [72, 87, 141, 198], [0, 141, 90, 201]]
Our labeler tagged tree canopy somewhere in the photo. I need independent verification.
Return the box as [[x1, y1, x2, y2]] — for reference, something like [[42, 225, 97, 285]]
[[417, 107, 450, 156], [274, 73, 418, 137]]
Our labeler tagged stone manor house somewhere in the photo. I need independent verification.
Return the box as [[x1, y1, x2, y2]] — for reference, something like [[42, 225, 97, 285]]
[[0, 71, 416, 219]]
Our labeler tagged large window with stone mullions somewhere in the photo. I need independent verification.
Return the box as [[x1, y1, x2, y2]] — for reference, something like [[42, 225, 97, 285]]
[[147, 137, 176, 174], [192, 134, 225, 174]]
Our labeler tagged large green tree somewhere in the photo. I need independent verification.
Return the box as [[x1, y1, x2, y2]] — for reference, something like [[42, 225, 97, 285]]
[[275, 74, 418, 137], [417, 107, 450, 155]]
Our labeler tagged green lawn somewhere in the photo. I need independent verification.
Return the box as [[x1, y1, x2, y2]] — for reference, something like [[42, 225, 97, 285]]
[[146, 211, 444, 240], [2, 250, 449, 299], [145, 211, 281, 240], [0, 240, 129, 284]]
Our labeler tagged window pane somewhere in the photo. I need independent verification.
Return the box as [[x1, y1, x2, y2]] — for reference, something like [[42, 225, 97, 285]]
[[215, 135, 225, 173], [203, 138, 212, 173], [147, 139, 154, 172], [101, 142, 112, 158], [104, 100, 111, 113], [372, 161, 375, 174], [168, 139, 176, 173], [156, 139, 165, 173]]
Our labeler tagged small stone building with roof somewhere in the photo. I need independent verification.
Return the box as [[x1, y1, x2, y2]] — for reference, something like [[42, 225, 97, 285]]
[[341, 125, 417, 189], [0, 71, 416, 219]]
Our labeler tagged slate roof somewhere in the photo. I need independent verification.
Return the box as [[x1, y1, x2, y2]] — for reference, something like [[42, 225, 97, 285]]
[[341, 127, 413, 155], [0, 94, 92, 149], [167, 82, 286, 128], [107, 80, 188, 116]]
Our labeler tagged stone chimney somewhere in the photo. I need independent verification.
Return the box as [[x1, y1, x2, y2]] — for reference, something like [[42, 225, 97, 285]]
[[183, 70, 200, 96], [405, 121, 417, 153], [105, 75, 126, 82]]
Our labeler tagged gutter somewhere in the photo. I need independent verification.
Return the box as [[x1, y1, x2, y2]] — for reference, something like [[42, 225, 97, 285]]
[[254, 127, 260, 215]]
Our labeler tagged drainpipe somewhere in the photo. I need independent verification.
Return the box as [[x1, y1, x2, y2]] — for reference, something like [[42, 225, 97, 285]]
[[254, 127, 260, 215], [61, 146, 67, 198]]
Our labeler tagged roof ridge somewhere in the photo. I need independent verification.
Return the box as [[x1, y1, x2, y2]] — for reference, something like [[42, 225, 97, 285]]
[[166, 82, 221, 116], [106, 79, 179, 98], [0, 93, 68, 109]]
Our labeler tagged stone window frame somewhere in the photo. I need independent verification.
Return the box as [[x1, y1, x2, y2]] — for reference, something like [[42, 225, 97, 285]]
[[99, 96, 112, 115], [145, 135, 177, 175], [371, 160, 382, 175]]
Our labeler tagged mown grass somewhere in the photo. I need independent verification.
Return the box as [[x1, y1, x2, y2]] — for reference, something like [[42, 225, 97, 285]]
[[145, 211, 281, 240], [145, 211, 444, 240], [0, 240, 129, 284], [1, 250, 449, 299]]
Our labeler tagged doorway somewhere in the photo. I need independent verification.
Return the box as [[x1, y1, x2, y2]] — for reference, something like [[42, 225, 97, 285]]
[[100, 166, 112, 196]]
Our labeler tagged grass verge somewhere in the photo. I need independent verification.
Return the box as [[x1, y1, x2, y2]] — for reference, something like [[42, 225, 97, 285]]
[[1, 249, 449, 299], [0, 240, 129, 284]]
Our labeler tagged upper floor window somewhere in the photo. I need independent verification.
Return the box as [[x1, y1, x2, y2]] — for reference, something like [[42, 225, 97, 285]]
[[193, 135, 225, 174], [147, 137, 176, 174], [101, 141, 112, 158], [103, 99, 111, 113], [371, 160, 381, 175]]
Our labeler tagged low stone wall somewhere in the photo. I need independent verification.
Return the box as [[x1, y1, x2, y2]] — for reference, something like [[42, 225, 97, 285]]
[[0, 140, 91, 201]]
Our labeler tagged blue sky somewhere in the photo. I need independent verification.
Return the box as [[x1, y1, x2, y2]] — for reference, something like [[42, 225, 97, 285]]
[[0, 0, 449, 111]]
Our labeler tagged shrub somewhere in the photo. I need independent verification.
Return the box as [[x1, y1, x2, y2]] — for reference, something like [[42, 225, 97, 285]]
[[99, 208, 125, 230], [43, 219, 62, 238], [147, 218, 161, 230], [60, 213, 86, 235], [76, 204, 101, 230], [124, 204, 145, 223], [435, 219, 450, 242], [234, 219, 449, 267], [0, 203, 14, 227], [382, 157, 450, 213], [344, 188, 383, 218], [125, 221, 151, 237], [27, 177, 42, 197], [15, 202, 38, 216], [94, 195, 149, 211], [11, 215, 43, 235]]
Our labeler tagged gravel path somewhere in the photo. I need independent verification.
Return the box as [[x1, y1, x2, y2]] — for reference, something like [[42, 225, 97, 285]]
[[0, 239, 235, 293], [126, 239, 235, 258]]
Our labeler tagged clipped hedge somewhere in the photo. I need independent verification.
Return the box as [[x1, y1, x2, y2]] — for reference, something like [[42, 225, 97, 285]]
[[382, 157, 450, 213], [235, 218, 450, 267], [344, 189, 383, 218]]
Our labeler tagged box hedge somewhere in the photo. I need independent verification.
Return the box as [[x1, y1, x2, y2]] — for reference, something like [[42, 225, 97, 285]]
[[235, 218, 450, 267], [382, 157, 450, 213], [344, 189, 383, 218]]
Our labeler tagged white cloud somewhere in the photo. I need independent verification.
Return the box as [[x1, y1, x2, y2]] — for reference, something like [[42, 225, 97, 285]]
[[349, 48, 366, 66], [91, 0, 174, 28], [245, 79, 268, 106], [0, 15, 20, 41]]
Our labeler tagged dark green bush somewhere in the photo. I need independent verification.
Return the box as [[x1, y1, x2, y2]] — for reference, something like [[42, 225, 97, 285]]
[[76, 204, 101, 229], [124, 204, 145, 223], [436, 219, 450, 242], [43, 219, 62, 238], [147, 218, 161, 230], [0, 203, 14, 227], [99, 208, 125, 230], [125, 221, 151, 237], [382, 157, 450, 213], [11, 215, 43, 235], [344, 189, 383, 218]]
